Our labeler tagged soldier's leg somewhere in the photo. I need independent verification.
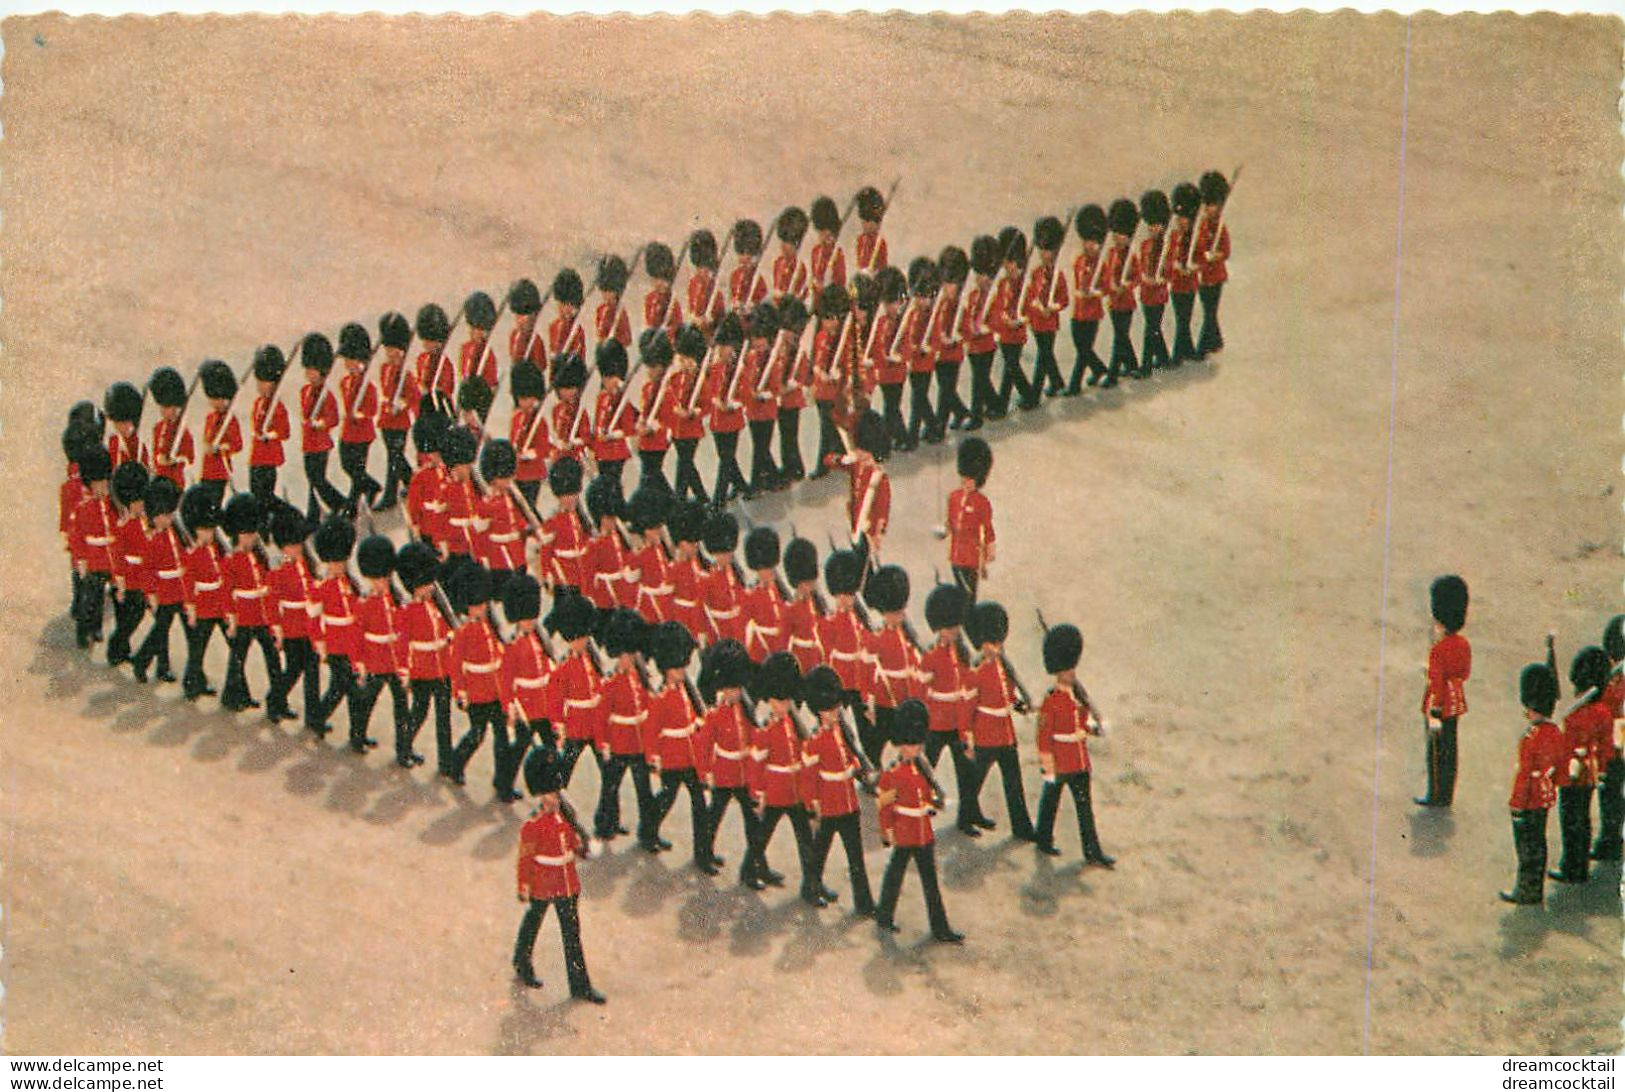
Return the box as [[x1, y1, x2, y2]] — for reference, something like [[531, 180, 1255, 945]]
[[996, 746, 1036, 839], [751, 806, 786, 885], [432, 679, 455, 774], [804, 812, 835, 900], [349, 674, 384, 752], [1141, 304, 1170, 369], [1171, 291, 1198, 363], [906, 371, 932, 446], [554, 896, 599, 999], [313, 654, 353, 734], [252, 626, 284, 711], [812, 401, 839, 475], [106, 588, 141, 664], [951, 565, 978, 604], [1593, 757, 1624, 860], [837, 813, 875, 912], [881, 383, 906, 447], [630, 758, 659, 842], [1034, 777, 1062, 850], [182, 616, 218, 699], [862, 703, 891, 770], [696, 780, 730, 865], [777, 408, 805, 481], [957, 748, 993, 832], [914, 845, 958, 939], [1197, 283, 1224, 356], [267, 635, 304, 718], [1033, 330, 1061, 394], [1073, 771, 1113, 864], [304, 450, 348, 515], [1437, 718, 1459, 806], [875, 846, 910, 928], [512, 898, 547, 981], [1555, 786, 1589, 883], [400, 678, 436, 765], [684, 771, 712, 866], [221, 625, 255, 710], [966, 353, 993, 427], [131, 602, 175, 679], [594, 755, 627, 836], [450, 702, 495, 784], [377, 429, 411, 510], [77, 571, 109, 645]]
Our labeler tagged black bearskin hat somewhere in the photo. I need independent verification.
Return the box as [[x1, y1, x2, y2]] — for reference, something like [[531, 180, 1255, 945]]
[[1200, 169, 1230, 206], [338, 322, 372, 362], [818, 282, 852, 321], [440, 426, 478, 467], [457, 375, 493, 418], [744, 526, 781, 571], [779, 295, 810, 331], [645, 242, 677, 282], [551, 268, 584, 308], [1571, 646, 1610, 695], [301, 332, 335, 374], [907, 256, 940, 298], [269, 505, 311, 549], [508, 278, 542, 317], [596, 254, 630, 295], [801, 664, 844, 713], [1033, 215, 1065, 252], [651, 619, 696, 672], [586, 474, 625, 527], [68, 399, 104, 433], [1520, 663, 1557, 717], [733, 219, 764, 257], [552, 353, 587, 391], [855, 408, 890, 460], [1139, 189, 1171, 228], [1171, 182, 1201, 219], [689, 229, 719, 271], [851, 273, 879, 313], [549, 455, 584, 498], [754, 652, 802, 703], [966, 601, 1010, 647], [674, 324, 709, 362], [855, 185, 886, 222], [503, 573, 542, 623], [447, 562, 493, 613], [824, 549, 864, 596], [104, 381, 144, 424], [464, 291, 497, 330], [180, 483, 219, 530], [699, 639, 753, 698], [415, 303, 451, 344], [640, 328, 675, 368], [379, 311, 412, 352], [1107, 199, 1140, 238], [480, 438, 517, 482], [713, 312, 745, 350], [221, 492, 264, 538], [876, 265, 907, 303], [703, 510, 739, 555], [63, 421, 101, 465], [970, 234, 1001, 277], [892, 699, 929, 745], [1075, 204, 1108, 244], [924, 583, 968, 632], [148, 367, 187, 408], [1043, 624, 1084, 674], [199, 360, 238, 402], [749, 301, 780, 342], [1429, 575, 1469, 634], [602, 607, 647, 658], [862, 564, 909, 614], [938, 245, 970, 285], [144, 476, 180, 518], [627, 482, 673, 534], [957, 436, 992, 486], [1604, 615, 1625, 662], [396, 541, 440, 591], [357, 534, 396, 580], [997, 225, 1027, 266], [669, 498, 708, 545], [253, 345, 288, 384], [596, 339, 629, 380], [112, 462, 150, 508], [78, 445, 112, 484], [312, 514, 355, 563], [810, 195, 841, 234], [776, 206, 810, 247], [412, 409, 449, 456], [511, 358, 546, 400], [523, 746, 565, 796], [783, 537, 818, 585]]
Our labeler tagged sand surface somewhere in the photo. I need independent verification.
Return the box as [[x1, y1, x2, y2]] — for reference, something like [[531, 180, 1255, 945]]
[[1, 12, 1621, 1055]]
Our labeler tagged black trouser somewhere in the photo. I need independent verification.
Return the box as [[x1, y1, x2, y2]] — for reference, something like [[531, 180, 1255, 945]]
[[407, 677, 454, 770], [1140, 304, 1171, 369], [1031, 330, 1064, 394], [961, 744, 1035, 837], [223, 624, 281, 710], [597, 753, 656, 837], [814, 400, 841, 472], [1423, 717, 1459, 806], [1107, 309, 1138, 380], [313, 654, 356, 729], [995, 342, 1036, 413], [513, 895, 593, 994], [1510, 808, 1549, 902], [1594, 755, 1624, 860], [492, 718, 532, 797], [967, 352, 996, 423], [1067, 318, 1106, 389], [924, 732, 976, 812], [649, 767, 709, 860], [1197, 283, 1224, 357], [516, 478, 543, 511], [880, 383, 907, 447], [809, 811, 874, 909], [877, 844, 952, 934], [674, 438, 708, 504], [700, 784, 760, 875], [845, 690, 882, 769], [951, 564, 979, 604], [267, 635, 319, 721], [905, 371, 935, 446], [131, 602, 184, 678], [451, 700, 501, 781], [747, 804, 814, 889], [304, 450, 348, 517], [746, 420, 778, 491], [776, 407, 805, 480], [74, 570, 110, 646], [1036, 771, 1108, 859], [559, 737, 601, 789], [1555, 784, 1594, 883], [378, 429, 412, 508], [711, 430, 748, 507], [182, 616, 226, 699], [1170, 291, 1199, 363], [339, 441, 380, 512], [933, 360, 968, 437], [249, 465, 278, 508], [637, 449, 669, 493], [350, 672, 408, 749], [107, 588, 148, 665]]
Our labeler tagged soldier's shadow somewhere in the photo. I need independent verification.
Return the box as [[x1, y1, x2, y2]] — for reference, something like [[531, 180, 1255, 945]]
[[775, 903, 869, 975], [472, 811, 525, 862], [418, 788, 501, 848], [726, 891, 805, 959], [493, 985, 577, 1055], [31, 616, 97, 702], [619, 854, 688, 920], [1019, 855, 1091, 917], [939, 834, 1025, 893], [237, 724, 308, 776], [1406, 808, 1455, 858], [363, 770, 444, 827]]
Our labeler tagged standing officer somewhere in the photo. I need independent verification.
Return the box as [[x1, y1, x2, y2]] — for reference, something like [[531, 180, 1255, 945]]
[[876, 699, 963, 943], [513, 749, 606, 1003], [1034, 623, 1115, 865], [1501, 664, 1565, 905], [1416, 575, 1470, 808], [946, 437, 994, 602], [801, 663, 877, 915]]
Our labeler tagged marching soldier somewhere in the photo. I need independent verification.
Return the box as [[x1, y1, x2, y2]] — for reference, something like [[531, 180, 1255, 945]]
[[684, 229, 726, 338], [219, 493, 283, 715], [1415, 575, 1470, 808], [626, 483, 675, 626], [875, 699, 963, 943], [308, 514, 361, 737], [728, 219, 769, 316], [105, 463, 151, 668], [1593, 615, 1625, 861], [775, 296, 813, 483], [512, 749, 606, 1003], [864, 564, 923, 770], [959, 601, 1037, 841], [547, 270, 588, 372], [476, 440, 526, 605], [1102, 199, 1142, 384], [396, 540, 452, 771], [871, 266, 909, 447], [826, 409, 891, 567], [642, 243, 685, 339], [807, 195, 848, 315], [946, 437, 994, 602], [455, 376, 494, 440], [197, 361, 242, 510], [769, 207, 810, 303], [590, 340, 635, 493], [537, 456, 590, 596], [645, 620, 712, 864], [1195, 169, 1232, 359], [1553, 647, 1611, 884], [853, 185, 890, 274], [1501, 664, 1565, 905], [1166, 182, 1203, 365], [634, 329, 675, 491], [707, 313, 750, 508], [350, 534, 405, 755], [928, 245, 971, 440], [782, 536, 824, 673], [405, 411, 450, 547], [60, 421, 96, 623], [549, 354, 591, 467], [742, 302, 783, 495], [494, 574, 549, 803], [919, 582, 974, 802], [459, 292, 501, 394], [901, 257, 940, 450], [809, 283, 855, 475], [1066, 205, 1109, 392], [801, 662, 877, 914], [959, 235, 1000, 429], [701, 511, 747, 647], [104, 381, 149, 472], [265, 507, 322, 729], [333, 323, 382, 514], [414, 303, 456, 418], [741, 526, 790, 662], [447, 563, 503, 787], [374, 312, 418, 512], [509, 358, 551, 509], [299, 334, 349, 518], [667, 500, 713, 644], [148, 367, 192, 489], [544, 590, 605, 788], [437, 427, 482, 559], [695, 639, 758, 879], [592, 607, 656, 837], [582, 475, 634, 611], [746, 655, 817, 894], [178, 485, 228, 700], [1132, 190, 1173, 371], [593, 255, 634, 349], [1034, 623, 1115, 865], [819, 550, 875, 746], [128, 476, 184, 684], [248, 347, 292, 508], [1024, 216, 1069, 398], [990, 226, 1037, 416], [668, 323, 712, 505], [508, 278, 549, 376]]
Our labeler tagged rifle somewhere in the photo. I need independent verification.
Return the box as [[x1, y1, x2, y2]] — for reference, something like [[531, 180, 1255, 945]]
[[1038, 608, 1104, 732], [511, 282, 558, 371], [912, 754, 947, 810], [812, 193, 862, 290], [1188, 162, 1244, 268], [163, 369, 206, 462], [653, 237, 693, 333], [853, 178, 902, 275], [1046, 206, 1080, 310], [746, 211, 785, 304], [885, 296, 919, 360], [837, 705, 878, 784], [205, 358, 262, 452], [752, 329, 789, 396], [521, 304, 585, 454], [603, 244, 648, 341], [422, 306, 469, 414], [826, 531, 874, 630], [698, 224, 741, 329], [684, 347, 717, 416]]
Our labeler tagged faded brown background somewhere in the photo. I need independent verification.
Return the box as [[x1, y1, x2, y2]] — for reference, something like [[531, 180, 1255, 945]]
[[1, 13, 1620, 1055]]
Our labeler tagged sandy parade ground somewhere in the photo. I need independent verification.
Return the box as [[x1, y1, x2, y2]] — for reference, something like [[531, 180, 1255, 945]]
[[0, 12, 1621, 1055]]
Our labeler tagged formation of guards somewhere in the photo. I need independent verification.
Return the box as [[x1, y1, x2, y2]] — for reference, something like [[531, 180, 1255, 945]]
[[1412, 578, 1624, 905], [55, 174, 1240, 1002]]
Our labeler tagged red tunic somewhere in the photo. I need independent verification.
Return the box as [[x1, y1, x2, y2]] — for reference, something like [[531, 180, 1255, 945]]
[[300, 383, 340, 455], [1131, 236, 1171, 307], [929, 289, 965, 366], [781, 341, 813, 412], [808, 240, 847, 297], [338, 371, 379, 445], [458, 337, 499, 391], [1038, 686, 1095, 775], [770, 253, 809, 302], [748, 714, 803, 807], [846, 462, 891, 544], [1102, 242, 1136, 313], [146, 525, 186, 607], [313, 573, 361, 660], [919, 638, 972, 738], [629, 542, 674, 624], [670, 556, 713, 645], [742, 579, 789, 662], [967, 656, 1019, 748], [785, 595, 824, 672], [871, 310, 907, 387], [1068, 251, 1105, 322], [546, 313, 587, 361], [708, 355, 747, 435], [648, 683, 703, 771], [452, 617, 505, 705], [477, 490, 526, 574], [181, 540, 229, 620], [151, 419, 193, 487], [1022, 262, 1068, 333], [599, 669, 651, 757], [547, 652, 604, 742], [642, 286, 684, 339], [498, 631, 553, 724], [800, 725, 862, 817], [817, 607, 872, 696], [959, 280, 997, 355], [947, 487, 993, 572], [1560, 700, 1612, 788], [811, 322, 854, 404], [854, 231, 888, 274], [593, 300, 633, 347], [399, 598, 450, 680], [509, 321, 548, 368], [200, 411, 241, 482], [108, 430, 151, 473], [699, 702, 753, 788], [440, 476, 483, 557], [667, 365, 709, 442], [270, 553, 318, 641], [742, 343, 781, 424], [878, 760, 937, 847], [583, 532, 633, 611], [1509, 719, 1564, 810], [59, 465, 85, 549], [1604, 671, 1625, 725], [701, 561, 747, 645], [636, 374, 672, 454], [592, 386, 636, 465], [376, 358, 419, 433], [415, 347, 456, 405], [1423, 633, 1471, 719], [223, 548, 273, 628], [1166, 223, 1200, 295], [406, 458, 447, 541], [539, 509, 590, 589], [684, 270, 725, 334], [250, 396, 291, 467], [550, 398, 591, 463], [511, 405, 553, 484], [517, 809, 583, 902], [990, 272, 1027, 347], [1195, 216, 1231, 287], [356, 590, 402, 677], [728, 262, 768, 313], [113, 515, 150, 594], [72, 493, 117, 573], [868, 625, 923, 709]]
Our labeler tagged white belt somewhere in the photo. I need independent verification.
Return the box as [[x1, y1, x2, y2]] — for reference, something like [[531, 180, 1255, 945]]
[[640, 584, 674, 596], [514, 677, 545, 690], [711, 608, 739, 619], [195, 581, 222, 592], [819, 769, 854, 782], [123, 554, 142, 565], [305, 603, 322, 617], [1052, 732, 1086, 743], [234, 588, 269, 599], [674, 598, 699, 609], [159, 568, 182, 579], [661, 726, 696, 739], [555, 548, 585, 559], [280, 598, 308, 611], [490, 533, 520, 544], [609, 713, 645, 725], [466, 662, 499, 674], [714, 747, 747, 760], [766, 763, 798, 774], [896, 805, 934, 818], [449, 517, 475, 527], [410, 640, 444, 652], [877, 666, 912, 678], [978, 706, 1011, 717], [830, 650, 861, 661], [326, 614, 354, 625], [565, 696, 600, 709], [532, 854, 573, 867], [86, 535, 115, 546], [790, 636, 819, 647], [749, 623, 781, 635], [927, 689, 961, 702], [364, 633, 396, 644]]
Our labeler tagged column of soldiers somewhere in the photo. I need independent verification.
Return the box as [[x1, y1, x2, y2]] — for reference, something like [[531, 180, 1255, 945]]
[[1409, 577, 1625, 906], [53, 173, 1240, 1002]]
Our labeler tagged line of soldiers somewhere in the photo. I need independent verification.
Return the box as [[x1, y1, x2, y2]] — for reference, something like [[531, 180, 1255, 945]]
[[1411, 577, 1625, 905]]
